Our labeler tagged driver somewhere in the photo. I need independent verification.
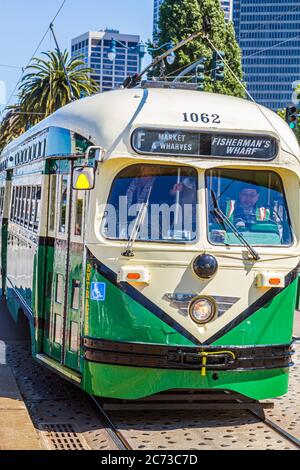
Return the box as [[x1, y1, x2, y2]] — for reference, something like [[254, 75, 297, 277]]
[[227, 184, 271, 229]]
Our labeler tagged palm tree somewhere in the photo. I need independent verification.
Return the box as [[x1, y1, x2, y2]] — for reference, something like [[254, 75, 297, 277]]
[[19, 49, 99, 127], [0, 49, 98, 151]]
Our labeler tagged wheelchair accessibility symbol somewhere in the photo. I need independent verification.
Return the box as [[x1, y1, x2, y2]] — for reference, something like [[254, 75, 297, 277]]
[[91, 282, 106, 301]]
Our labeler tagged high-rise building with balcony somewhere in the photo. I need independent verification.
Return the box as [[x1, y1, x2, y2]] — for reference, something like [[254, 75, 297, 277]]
[[71, 29, 140, 92], [153, 0, 233, 38], [221, 0, 233, 21], [233, 1, 300, 110]]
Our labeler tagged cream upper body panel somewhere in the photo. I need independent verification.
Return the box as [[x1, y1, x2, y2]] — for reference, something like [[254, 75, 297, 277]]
[[2, 88, 300, 166]]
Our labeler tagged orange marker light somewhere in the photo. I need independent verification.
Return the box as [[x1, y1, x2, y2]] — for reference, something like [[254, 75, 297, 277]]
[[127, 273, 141, 281], [269, 278, 281, 286]]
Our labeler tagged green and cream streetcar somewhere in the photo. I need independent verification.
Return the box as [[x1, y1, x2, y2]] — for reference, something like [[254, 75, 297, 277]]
[[0, 82, 299, 399]]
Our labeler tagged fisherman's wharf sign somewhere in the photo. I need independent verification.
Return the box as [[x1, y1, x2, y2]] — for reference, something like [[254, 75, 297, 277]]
[[132, 128, 277, 160]]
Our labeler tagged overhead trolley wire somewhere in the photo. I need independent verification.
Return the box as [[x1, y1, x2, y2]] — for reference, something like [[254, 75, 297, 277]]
[[205, 35, 297, 157], [0, 0, 67, 118], [0, 64, 23, 70], [239, 4, 300, 39], [165, 30, 300, 84], [242, 33, 300, 58], [201, 32, 300, 80]]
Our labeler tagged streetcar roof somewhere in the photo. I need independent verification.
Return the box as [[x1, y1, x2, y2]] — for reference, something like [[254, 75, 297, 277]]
[[2, 87, 300, 160]]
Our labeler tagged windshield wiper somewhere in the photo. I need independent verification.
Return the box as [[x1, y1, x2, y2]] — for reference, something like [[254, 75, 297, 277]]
[[122, 187, 153, 258], [210, 190, 260, 261]]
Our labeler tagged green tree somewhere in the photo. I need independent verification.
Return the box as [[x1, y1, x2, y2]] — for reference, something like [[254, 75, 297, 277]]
[[155, 0, 245, 98], [277, 108, 286, 121]]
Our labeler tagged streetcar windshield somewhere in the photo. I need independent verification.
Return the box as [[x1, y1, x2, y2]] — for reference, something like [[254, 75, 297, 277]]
[[101, 164, 198, 242], [206, 169, 292, 246]]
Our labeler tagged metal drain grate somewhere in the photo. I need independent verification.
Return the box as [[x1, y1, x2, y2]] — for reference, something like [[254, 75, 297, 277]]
[[39, 423, 90, 450]]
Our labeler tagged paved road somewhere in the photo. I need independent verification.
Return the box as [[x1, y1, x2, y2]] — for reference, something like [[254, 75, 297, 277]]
[[0, 298, 299, 450], [0, 299, 41, 449], [0, 299, 30, 365]]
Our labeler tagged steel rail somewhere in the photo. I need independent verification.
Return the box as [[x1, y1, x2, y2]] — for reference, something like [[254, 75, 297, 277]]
[[89, 395, 133, 450], [248, 408, 300, 449], [230, 391, 300, 448], [89, 390, 300, 450]]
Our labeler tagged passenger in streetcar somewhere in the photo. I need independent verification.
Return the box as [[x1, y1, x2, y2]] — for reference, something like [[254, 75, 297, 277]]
[[169, 176, 197, 205], [126, 165, 157, 207]]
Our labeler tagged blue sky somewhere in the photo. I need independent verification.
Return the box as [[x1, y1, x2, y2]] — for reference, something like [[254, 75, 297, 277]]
[[0, 0, 153, 111]]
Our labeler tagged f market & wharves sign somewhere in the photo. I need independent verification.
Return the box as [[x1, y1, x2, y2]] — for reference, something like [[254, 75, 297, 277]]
[[132, 128, 277, 160]]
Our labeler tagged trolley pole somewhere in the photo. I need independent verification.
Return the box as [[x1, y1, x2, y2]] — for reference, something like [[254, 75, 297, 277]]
[[50, 23, 75, 102]]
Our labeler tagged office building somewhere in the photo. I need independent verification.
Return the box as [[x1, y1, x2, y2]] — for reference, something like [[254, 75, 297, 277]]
[[71, 29, 140, 92], [233, 0, 300, 110], [221, 0, 233, 21], [153, 0, 233, 38]]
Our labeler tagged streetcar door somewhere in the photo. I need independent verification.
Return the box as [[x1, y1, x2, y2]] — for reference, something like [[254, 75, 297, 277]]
[[0, 171, 12, 297], [43, 160, 85, 372]]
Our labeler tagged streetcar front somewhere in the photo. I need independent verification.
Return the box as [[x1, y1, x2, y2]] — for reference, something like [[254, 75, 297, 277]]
[[81, 87, 300, 400]]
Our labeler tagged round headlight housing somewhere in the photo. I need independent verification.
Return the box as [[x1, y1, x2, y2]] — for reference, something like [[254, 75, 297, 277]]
[[193, 254, 218, 279], [189, 296, 217, 325]]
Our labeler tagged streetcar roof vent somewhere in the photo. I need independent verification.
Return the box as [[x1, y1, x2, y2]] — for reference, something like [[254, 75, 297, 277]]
[[141, 80, 198, 91]]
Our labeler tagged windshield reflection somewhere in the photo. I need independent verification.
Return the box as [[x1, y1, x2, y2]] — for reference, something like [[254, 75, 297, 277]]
[[206, 169, 292, 246]]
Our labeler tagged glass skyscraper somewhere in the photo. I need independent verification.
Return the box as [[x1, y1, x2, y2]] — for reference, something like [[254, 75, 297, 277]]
[[153, 0, 233, 38], [233, 1, 300, 111], [153, 0, 164, 38], [71, 29, 140, 93]]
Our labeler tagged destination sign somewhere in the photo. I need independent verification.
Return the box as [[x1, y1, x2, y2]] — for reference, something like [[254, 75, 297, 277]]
[[131, 129, 277, 160]]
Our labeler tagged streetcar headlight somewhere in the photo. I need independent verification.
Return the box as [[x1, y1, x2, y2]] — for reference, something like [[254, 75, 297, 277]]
[[189, 297, 217, 325]]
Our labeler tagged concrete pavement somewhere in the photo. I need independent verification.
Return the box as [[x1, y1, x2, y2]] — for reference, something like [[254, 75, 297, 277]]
[[0, 299, 42, 450]]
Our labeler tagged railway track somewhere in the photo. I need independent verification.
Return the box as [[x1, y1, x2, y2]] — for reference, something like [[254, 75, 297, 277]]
[[89, 395, 133, 450], [249, 408, 300, 449], [90, 390, 300, 451]]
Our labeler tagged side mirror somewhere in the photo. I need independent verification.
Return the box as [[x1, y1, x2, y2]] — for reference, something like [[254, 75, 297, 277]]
[[72, 166, 95, 191], [85, 146, 105, 162]]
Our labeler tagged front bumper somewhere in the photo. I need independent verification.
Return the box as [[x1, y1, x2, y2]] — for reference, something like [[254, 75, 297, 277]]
[[83, 338, 294, 372]]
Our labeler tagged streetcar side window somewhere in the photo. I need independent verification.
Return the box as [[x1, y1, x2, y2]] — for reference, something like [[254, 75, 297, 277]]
[[15, 187, 20, 222], [0, 187, 4, 217], [10, 187, 16, 221], [49, 175, 57, 232], [59, 176, 69, 234], [9, 185, 42, 232], [21, 187, 26, 225], [74, 191, 84, 237], [206, 169, 293, 247], [34, 186, 41, 232], [30, 187, 36, 230], [38, 142, 42, 157], [25, 187, 31, 227]]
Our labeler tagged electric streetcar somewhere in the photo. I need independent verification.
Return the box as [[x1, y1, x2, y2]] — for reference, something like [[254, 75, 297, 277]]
[[0, 82, 299, 400]]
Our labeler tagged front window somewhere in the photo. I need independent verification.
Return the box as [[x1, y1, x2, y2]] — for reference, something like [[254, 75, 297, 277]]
[[206, 169, 292, 247], [102, 165, 198, 243]]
